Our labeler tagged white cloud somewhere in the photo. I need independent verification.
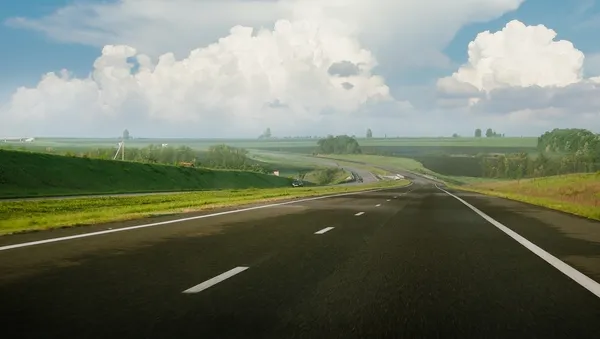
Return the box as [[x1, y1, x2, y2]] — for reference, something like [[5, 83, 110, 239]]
[[7, 0, 525, 66], [1, 19, 393, 136], [435, 19, 600, 133], [2, 0, 527, 137], [439, 20, 585, 92]]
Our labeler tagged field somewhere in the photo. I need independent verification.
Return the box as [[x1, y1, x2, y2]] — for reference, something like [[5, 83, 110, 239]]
[[1, 136, 538, 152], [457, 173, 600, 221], [0, 149, 293, 198], [1, 137, 539, 180], [0, 180, 410, 235]]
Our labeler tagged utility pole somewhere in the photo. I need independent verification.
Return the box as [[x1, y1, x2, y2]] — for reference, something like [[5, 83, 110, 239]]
[[113, 141, 123, 160]]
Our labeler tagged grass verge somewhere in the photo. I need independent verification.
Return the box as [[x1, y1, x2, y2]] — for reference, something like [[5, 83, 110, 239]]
[[449, 172, 600, 221], [0, 179, 411, 235], [303, 168, 352, 185], [0, 149, 292, 198]]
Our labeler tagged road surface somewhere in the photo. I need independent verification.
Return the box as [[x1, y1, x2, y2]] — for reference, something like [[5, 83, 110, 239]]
[[1, 181, 600, 338]]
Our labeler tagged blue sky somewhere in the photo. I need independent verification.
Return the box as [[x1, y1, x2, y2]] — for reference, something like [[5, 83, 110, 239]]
[[2, 0, 600, 137]]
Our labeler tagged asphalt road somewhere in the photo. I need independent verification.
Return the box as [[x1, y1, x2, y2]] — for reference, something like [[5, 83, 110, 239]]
[[1, 181, 600, 338]]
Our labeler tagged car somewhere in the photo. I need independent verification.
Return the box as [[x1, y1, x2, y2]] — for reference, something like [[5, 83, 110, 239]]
[[292, 179, 304, 187]]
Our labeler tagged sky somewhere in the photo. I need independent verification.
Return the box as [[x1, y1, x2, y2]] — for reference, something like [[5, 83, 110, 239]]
[[2, 0, 600, 138]]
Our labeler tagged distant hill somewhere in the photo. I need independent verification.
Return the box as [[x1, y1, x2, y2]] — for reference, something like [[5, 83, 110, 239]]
[[0, 150, 292, 198]]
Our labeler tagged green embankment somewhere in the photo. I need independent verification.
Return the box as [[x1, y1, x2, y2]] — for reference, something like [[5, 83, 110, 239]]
[[303, 168, 352, 185], [0, 180, 411, 235], [452, 172, 600, 221], [0, 149, 292, 198]]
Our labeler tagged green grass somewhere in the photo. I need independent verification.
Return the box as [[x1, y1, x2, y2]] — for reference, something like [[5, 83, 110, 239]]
[[303, 168, 352, 185], [250, 150, 392, 179], [1, 136, 538, 153], [0, 180, 411, 235], [316, 154, 504, 185], [453, 172, 600, 221], [0, 149, 293, 198]]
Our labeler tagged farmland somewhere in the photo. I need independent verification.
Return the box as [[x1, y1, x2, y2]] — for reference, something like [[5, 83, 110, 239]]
[[1, 136, 538, 154], [0, 136, 543, 186], [0, 149, 293, 198]]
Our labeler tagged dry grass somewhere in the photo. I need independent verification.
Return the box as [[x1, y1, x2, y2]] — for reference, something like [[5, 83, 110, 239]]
[[456, 172, 600, 220]]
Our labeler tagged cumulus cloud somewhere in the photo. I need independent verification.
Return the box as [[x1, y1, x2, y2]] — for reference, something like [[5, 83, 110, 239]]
[[1, 19, 393, 136], [7, 0, 525, 66], [435, 19, 600, 132], [439, 20, 585, 93], [2, 0, 527, 137]]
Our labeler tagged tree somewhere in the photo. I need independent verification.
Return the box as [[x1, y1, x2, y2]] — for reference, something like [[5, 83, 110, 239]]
[[452, 133, 459, 138], [122, 129, 130, 140], [485, 128, 493, 138], [366, 128, 373, 138], [317, 135, 361, 154], [475, 128, 482, 137]]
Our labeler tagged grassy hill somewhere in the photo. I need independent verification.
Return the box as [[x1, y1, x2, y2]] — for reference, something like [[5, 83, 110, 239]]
[[0, 150, 293, 198], [460, 172, 600, 221], [303, 168, 352, 185]]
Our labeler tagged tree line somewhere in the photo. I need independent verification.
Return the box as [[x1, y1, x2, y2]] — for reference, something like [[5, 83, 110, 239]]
[[60, 144, 269, 173], [317, 135, 362, 154], [479, 128, 600, 179], [474, 128, 504, 138]]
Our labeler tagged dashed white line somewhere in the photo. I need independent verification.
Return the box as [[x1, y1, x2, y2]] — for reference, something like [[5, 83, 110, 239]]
[[355, 212, 365, 216], [393, 196, 398, 199], [387, 199, 391, 202], [436, 184, 600, 299], [315, 227, 335, 235], [183, 266, 249, 294], [375, 204, 381, 207]]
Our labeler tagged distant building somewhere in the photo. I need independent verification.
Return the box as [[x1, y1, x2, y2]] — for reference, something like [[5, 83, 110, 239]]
[[273, 170, 280, 176]]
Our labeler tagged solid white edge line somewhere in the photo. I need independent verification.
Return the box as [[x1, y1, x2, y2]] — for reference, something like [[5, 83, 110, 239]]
[[183, 266, 249, 294], [435, 184, 600, 299], [315, 227, 335, 235], [0, 182, 414, 252], [355, 212, 365, 216]]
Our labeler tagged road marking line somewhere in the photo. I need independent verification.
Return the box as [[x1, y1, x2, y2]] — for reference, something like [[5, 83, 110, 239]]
[[0, 185, 413, 252], [387, 199, 391, 202], [436, 185, 600, 299], [315, 227, 335, 235], [375, 204, 381, 207], [394, 196, 398, 199], [355, 212, 365, 216], [183, 267, 249, 294]]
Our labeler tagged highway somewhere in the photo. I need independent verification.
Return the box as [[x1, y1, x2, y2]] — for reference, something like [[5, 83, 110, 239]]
[[1, 180, 600, 338]]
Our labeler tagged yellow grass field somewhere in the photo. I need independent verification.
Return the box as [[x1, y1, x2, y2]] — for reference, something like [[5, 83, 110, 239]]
[[456, 172, 600, 221]]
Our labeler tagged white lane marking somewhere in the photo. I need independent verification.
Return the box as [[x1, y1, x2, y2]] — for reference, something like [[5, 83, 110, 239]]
[[387, 199, 391, 202], [355, 212, 365, 216], [315, 227, 335, 235], [375, 204, 381, 207], [0, 185, 412, 252], [394, 196, 398, 199], [436, 185, 600, 299], [183, 267, 249, 294]]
